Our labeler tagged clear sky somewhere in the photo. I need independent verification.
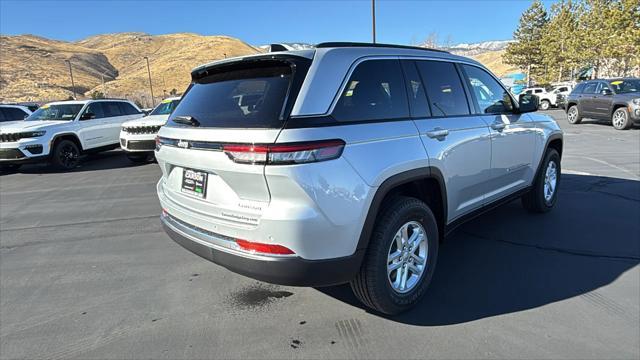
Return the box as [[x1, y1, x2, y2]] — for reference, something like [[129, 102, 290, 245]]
[[0, 0, 545, 45]]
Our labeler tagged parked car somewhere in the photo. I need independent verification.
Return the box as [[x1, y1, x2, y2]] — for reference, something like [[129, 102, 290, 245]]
[[523, 86, 572, 110], [120, 97, 181, 163], [566, 78, 640, 130], [155, 43, 563, 315], [0, 99, 143, 171], [0, 104, 32, 122]]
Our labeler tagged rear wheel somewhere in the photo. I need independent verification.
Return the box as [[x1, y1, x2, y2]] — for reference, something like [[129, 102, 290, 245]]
[[522, 148, 560, 213], [539, 100, 551, 111], [567, 105, 582, 124], [612, 107, 632, 130], [51, 139, 80, 170], [350, 196, 439, 315]]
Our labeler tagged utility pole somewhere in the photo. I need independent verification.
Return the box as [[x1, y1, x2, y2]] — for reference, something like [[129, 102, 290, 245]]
[[64, 60, 76, 99], [143, 56, 155, 107], [371, 0, 376, 43]]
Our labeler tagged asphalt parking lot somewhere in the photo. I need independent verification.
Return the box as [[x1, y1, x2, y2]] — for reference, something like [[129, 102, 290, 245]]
[[1, 110, 638, 359]]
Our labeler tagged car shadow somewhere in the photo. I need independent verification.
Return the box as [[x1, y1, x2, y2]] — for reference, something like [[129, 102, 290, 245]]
[[316, 174, 640, 325], [576, 118, 640, 130], [3, 150, 155, 175]]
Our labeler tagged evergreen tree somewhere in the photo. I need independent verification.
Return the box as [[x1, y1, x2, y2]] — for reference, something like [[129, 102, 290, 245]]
[[504, 0, 549, 85], [540, 0, 580, 82]]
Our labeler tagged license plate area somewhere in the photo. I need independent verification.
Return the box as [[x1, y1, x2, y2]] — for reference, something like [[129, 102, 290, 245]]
[[181, 168, 208, 198]]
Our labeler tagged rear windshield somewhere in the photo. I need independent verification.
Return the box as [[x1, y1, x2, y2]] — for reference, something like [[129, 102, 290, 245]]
[[167, 61, 294, 128]]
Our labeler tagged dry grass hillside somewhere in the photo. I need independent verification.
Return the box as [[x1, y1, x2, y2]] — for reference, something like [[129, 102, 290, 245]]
[[470, 50, 520, 77], [0, 33, 258, 104], [1, 33, 517, 104], [76, 33, 258, 106], [0, 35, 117, 102]]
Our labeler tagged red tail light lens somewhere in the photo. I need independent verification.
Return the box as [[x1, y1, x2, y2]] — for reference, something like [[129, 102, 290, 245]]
[[223, 140, 345, 165], [236, 239, 295, 255]]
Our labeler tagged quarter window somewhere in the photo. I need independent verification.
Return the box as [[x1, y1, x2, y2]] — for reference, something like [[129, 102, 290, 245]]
[[416, 61, 470, 116], [332, 59, 409, 122], [462, 65, 514, 114]]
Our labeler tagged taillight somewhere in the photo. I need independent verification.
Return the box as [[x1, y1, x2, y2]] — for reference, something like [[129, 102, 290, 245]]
[[236, 239, 295, 255], [223, 139, 345, 165]]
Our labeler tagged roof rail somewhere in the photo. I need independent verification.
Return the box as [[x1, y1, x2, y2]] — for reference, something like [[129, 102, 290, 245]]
[[315, 42, 449, 54]]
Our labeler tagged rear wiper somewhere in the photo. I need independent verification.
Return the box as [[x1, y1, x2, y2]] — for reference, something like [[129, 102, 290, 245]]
[[173, 115, 200, 127]]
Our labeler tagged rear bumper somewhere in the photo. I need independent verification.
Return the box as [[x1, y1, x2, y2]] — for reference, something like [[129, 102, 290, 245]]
[[161, 214, 364, 287]]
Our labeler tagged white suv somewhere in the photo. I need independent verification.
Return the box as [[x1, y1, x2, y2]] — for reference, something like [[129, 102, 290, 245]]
[[120, 97, 180, 163], [0, 99, 143, 170]]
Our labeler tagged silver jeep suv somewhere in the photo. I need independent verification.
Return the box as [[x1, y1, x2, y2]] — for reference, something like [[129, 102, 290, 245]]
[[156, 43, 563, 314]]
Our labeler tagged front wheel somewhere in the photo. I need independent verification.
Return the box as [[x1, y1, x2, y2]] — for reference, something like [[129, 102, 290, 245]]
[[567, 105, 582, 124], [51, 139, 80, 170], [350, 196, 439, 315], [522, 148, 561, 213], [612, 108, 633, 130], [539, 100, 551, 111]]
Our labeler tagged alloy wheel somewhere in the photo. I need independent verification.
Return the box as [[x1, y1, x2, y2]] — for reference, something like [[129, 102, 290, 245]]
[[544, 160, 558, 203], [59, 144, 79, 169], [387, 221, 428, 294], [612, 110, 626, 129]]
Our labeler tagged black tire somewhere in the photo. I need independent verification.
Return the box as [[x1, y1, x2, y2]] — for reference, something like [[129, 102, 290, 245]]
[[522, 148, 561, 213], [126, 152, 153, 163], [51, 139, 80, 170], [567, 105, 582, 124], [350, 196, 439, 315], [539, 100, 551, 111], [612, 107, 633, 130]]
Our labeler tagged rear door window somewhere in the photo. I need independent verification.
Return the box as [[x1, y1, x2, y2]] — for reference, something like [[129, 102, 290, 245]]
[[169, 61, 295, 128], [118, 102, 141, 115], [332, 59, 409, 123], [401, 60, 430, 118], [101, 102, 123, 118], [416, 61, 470, 116]]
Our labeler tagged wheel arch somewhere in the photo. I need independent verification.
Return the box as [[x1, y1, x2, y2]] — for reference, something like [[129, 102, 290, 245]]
[[611, 103, 629, 116], [50, 133, 84, 152], [356, 167, 448, 254]]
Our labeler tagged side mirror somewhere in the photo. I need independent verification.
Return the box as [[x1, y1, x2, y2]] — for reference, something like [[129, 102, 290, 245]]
[[80, 112, 95, 120], [601, 88, 612, 95], [518, 94, 539, 113]]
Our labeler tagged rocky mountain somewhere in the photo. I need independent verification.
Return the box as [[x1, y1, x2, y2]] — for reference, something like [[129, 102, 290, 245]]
[[444, 40, 519, 77], [0, 33, 258, 104], [444, 40, 513, 56]]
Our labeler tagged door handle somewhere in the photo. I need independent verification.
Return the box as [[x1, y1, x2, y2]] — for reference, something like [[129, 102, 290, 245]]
[[491, 122, 507, 131], [426, 128, 449, 139]]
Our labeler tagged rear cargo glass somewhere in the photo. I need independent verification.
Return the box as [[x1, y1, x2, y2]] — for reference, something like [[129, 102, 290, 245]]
[[167, 61, 293, 129]]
